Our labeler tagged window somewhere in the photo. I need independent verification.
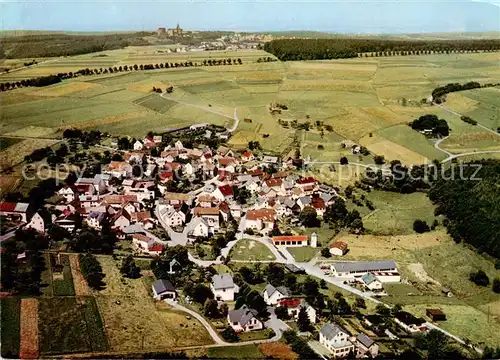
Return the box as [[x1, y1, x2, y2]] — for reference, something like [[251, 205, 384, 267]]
[[233, 322, 238, 325]]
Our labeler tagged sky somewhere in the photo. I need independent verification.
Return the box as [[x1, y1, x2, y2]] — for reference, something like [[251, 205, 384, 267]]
[[1, 0, 499, 33]]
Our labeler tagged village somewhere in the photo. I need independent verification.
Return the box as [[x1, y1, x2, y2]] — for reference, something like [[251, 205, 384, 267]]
[[0, 125, 463, 359]]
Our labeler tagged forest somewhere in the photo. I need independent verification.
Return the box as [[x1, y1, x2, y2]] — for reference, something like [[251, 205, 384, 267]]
[[428, 160, 500, 259], [0, 32, 150, 58], [263, 38, 500, 61]]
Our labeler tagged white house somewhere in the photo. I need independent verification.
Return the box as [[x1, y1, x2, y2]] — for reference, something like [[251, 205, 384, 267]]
[[58, 186, 75, 203], [330, 260, 400, 283], [26, 212, 46, 233], [227, 305, 264, 332], [245, 208, 276, 234], [329, 241, 348, 256], [319, 322, 355, 358], [211, 273, 238, 301], [263, 284, 292, 305], [361, 273, 383, 291], [133, 140, 144, 151], [188, 217, 210, 237], [163, 209, 186, 227], [152, 279, 176, 300], [193, 207, 220, 233]]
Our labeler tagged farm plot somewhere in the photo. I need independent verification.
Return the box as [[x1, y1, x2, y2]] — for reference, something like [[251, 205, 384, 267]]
[[0, 138, 59, 170], [0, 137, 23, 150], [20, 298, 39, 359], [3, 126, 57, 138], [133, 93, 178, 113], [1, 297, 21, 359], [31, 81, 102, 97], [229, 239, 276, 261], [52, 254, 76, 296], [69, 254, 90, 296], [38, 297, 92, 355], [181, 80, 239, 94]]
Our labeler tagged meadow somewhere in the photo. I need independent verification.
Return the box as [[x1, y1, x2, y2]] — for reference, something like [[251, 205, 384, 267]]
[[229, 238, 276, 261], [1, 49, 499, 168]]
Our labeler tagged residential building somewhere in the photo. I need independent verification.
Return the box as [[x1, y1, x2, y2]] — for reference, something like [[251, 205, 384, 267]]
[[361, 273, 383, 290], [278, 298, 316, 323], [319, 322, 355, 358], [245, 208, 276, 234], [394, 311, 428, 335], [263, 284, 292, 305], [25, 212, 47, 233], [426, 308, 447, 321], [211, 273, 238, 301], [227, 305, 263, 332], [0, 202, 32, 223], [356, 333, 379, 358], [188, 217, 210, 237], [152, 279, 176, 300]]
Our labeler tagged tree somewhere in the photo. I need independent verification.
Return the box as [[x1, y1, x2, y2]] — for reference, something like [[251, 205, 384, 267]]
[[204, 299, 220, 318], [470, 270, 490, 287], [340, 156, 349, 165], [355, 297, 366, 309], [191, 284, 214, 304], [413, 219, 430, 233], [120, 255, 141, 279], [373, 155, 385, 165], [493, 278, 500, 293], [319, 279, 327, 289], [301, 277, 319, 299], [79, 253, 105, 290], [221, 326, 239, 342], [375, 303, 391, 316], [299, 206, 319, 227], [275, 306, 290, 320], [321, 248, 331, 258], [297, 306, 311, 331], [267, 263, 285, 287]]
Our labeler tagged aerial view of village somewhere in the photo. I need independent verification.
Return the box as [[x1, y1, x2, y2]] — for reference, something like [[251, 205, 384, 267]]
[[0, 1, 500, 359]]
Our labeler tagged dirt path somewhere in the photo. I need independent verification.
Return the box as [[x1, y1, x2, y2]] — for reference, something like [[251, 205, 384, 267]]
[[69, 254, 90, 296], [408, 263, 441, 286], [20, 298, 39, 359]]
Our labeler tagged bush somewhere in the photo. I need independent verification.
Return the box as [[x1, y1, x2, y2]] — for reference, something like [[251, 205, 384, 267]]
[[493, 279, 500, 294], [373, 155, 385, 165], [340, 157, 349, 165], [321, 248, 331, 258], [469, 270, 490, 287], [221, 326, 239, 342], [413, 219, 430, 233]]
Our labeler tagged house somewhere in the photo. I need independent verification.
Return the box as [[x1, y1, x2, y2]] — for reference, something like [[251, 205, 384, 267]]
[[164, 192, 192, 206], [394, 311, 428, 335], [188, 217, 210, 237], [152, 279, 176, 300], [134, 140, 144, 151], [54, 213, 79, 232], [214, 185, 234, 201], [330, 260, 400, 282], [86, 211, 107, 230], [193, 207, 220, 233], [361, 273, 383, 291], [163, 208, 186, 227], [227, 305, 264, 332], [0, 202, 32, 223], [329, 241, 348, 256], [211, 273, 238, 301], [132, 234, 163, 256], [58, 186, 76, 203], [217, 146, 233, 157], [263, 284, 292, 305], [356, 333, 379, 358], [111, 210, 131, 230], [278, 298, 316, 323], [426, 308, 447, 321], [25, 212, 47, 233], [319, 322, 355, 358], [241, 151, 254, 162], [245, 208, 276, 234], [272, 235, 308, 247], [153, 135, 163, 143]]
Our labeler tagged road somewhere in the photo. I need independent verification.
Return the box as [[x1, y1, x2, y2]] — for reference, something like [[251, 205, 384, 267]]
[[434, 135, 500, 163], [432, 101, 499, 136], [160, 92, 239, 133], [166, 300, 289, 346]]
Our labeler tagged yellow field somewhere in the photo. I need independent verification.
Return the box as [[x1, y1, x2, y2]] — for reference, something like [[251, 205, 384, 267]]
[[4, 126, 57, 138], [32, 81, 102, 97], [0, 138, 59, 170], [127, 81, 168, 93], [361, 136, 429, 164]]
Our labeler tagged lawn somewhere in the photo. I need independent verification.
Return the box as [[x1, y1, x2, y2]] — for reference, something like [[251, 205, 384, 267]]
[[53, 254, 76, 296], [93, 255, 213, 351], [208, 344, 264, 359], [287, 246, 319, 262], [405, 304, 500, 348], [229, 238, 276, 261], [1, 297, 21, 358], [238, 329, 271, 342]]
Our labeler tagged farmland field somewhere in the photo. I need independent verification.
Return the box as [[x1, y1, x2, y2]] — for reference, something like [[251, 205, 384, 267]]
[[229, 238, 276, 261], [1, 297, 21, 358], [0, 49, 498, 162]]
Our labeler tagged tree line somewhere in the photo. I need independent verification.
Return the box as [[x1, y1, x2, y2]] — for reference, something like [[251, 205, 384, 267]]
[[431, 81, 500, 103], [0, 32, 151, 59], [428, 159, 500, 259], [263, 38, 500, 61], [0, 58, 244, 92]]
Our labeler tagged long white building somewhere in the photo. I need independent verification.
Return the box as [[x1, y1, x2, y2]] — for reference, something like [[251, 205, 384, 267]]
[[330, 260, 400, 283]]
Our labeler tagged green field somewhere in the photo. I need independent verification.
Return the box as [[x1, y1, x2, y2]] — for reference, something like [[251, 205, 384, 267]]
[[362, 191, 438, 235], [287, 246, 319, 262], [53, 255, 76, 296], [0, 297, 20, 358], [207, 344, 264, 359], [1, 50, 498, 161], [229, 238, 276, 261]]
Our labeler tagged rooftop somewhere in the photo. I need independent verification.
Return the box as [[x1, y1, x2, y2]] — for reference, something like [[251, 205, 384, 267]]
[[332, 260, 397, 273], [212, 273, 235, 290]]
